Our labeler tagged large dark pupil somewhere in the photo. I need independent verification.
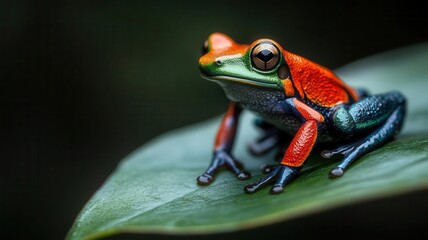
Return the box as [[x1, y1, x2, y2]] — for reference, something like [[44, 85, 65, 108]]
[[257, 50, 273, 62]]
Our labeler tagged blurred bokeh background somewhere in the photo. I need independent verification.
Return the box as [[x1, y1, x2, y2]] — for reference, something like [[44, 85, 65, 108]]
[[1, 0, 427, 239]]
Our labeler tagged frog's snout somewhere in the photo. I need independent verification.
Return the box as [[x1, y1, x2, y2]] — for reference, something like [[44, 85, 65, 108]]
[[198, 61, 212, 77]]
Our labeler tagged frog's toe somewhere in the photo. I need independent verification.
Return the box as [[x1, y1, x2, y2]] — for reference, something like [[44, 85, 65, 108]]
[[244, 165, 301, 194], [269, 165, 301, 194], [320, 150, 335, 158], [270, 184, 284, 194], [321, 144, 355, 159], [224, 158, 252, 180], [322, 142, 359, 178], [197, 173, 215, 185], [197, 151, 251, 185], [244, 179, 271, 194], [244, 167, 279, 194], [329, 167, 344, 178], [237, 171, 251, 180], [244, 184, 258, 194]]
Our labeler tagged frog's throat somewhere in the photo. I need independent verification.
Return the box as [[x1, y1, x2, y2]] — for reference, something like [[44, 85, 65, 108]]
[[201, 74, 280, 89]]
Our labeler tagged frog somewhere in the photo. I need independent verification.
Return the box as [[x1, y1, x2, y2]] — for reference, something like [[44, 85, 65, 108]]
[[197, 32, 406, 194]]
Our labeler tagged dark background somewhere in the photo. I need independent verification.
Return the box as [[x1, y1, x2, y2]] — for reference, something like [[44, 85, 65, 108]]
[[1, 0, 427, 239]]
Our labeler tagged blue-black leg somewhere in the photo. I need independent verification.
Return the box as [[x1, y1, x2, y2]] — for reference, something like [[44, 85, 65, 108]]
[[197, 102, 251, 185], [325, 91, 406, 177], [197, 151, 251, 185], [248, 118, 285, 156], [244, 165, 301, 194]]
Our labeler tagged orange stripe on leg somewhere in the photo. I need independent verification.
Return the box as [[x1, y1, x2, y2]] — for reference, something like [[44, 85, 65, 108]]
[[292, 98, 324, 122], [214, 102, 239, 150], [281, 120, 318, 167]]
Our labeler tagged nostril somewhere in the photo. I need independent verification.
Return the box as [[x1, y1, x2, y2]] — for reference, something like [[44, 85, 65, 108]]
[[216, 60, 222, 65]]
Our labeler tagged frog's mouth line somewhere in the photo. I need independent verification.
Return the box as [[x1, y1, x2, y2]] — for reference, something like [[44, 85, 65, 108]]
[[201, 74, 279, 88]]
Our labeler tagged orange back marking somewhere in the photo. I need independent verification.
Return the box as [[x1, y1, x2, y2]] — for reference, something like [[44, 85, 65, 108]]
[[283, 51, 359, 107]]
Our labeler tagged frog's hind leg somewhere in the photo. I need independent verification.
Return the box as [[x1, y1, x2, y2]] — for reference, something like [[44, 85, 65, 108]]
[[323, 91, 406, 177], [248, 118, 287, 156]]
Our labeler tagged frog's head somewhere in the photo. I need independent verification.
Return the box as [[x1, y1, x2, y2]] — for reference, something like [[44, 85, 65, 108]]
[[199, 33, 291, 91]]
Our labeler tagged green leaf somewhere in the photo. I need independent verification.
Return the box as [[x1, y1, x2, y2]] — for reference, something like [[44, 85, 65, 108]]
[[67, 43, 428, 240]]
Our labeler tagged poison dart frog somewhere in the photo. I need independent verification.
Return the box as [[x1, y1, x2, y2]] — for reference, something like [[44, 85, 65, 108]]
[[197, 33, 406, 194]]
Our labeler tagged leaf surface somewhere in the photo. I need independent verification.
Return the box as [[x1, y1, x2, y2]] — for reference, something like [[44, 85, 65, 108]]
[[67, 43, 428, 240]]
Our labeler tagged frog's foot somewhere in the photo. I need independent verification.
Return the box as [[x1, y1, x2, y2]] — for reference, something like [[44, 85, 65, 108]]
[[324, 94, 405, 178], [244, 165, 301, 194], [321, 142, 358, 177], [197, 151, 251, 185], [248, 119, 284, 156]]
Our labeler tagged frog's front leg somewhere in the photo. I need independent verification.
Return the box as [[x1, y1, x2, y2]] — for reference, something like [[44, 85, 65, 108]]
[[197, 102, 251, 185], [245, 98, 323, 194], [323, 91, 406, 177]]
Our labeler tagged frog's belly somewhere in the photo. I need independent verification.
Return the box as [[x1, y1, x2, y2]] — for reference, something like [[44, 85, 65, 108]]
[[257, 111, 301, 135], [247, 107, 336, 142]]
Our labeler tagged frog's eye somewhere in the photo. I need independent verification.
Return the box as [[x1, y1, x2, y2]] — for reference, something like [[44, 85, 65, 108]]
[[251, 42, 280, 71], [201, 40, 209, 55]]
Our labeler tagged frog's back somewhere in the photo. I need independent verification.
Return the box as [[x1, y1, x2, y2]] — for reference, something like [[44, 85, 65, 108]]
[[283, 51, 360, 108]]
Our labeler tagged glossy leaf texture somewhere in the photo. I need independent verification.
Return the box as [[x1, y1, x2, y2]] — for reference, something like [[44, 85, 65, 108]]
[[67, 43, 428, 240]]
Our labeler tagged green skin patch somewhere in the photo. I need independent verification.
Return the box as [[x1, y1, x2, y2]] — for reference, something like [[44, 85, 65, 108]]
[[200, 51, 284, 89]]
